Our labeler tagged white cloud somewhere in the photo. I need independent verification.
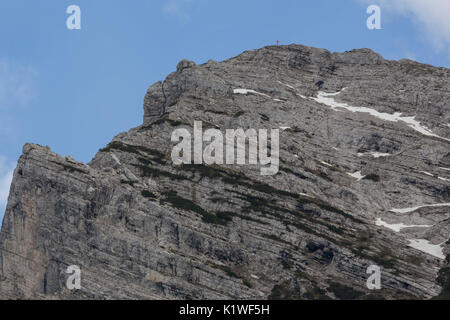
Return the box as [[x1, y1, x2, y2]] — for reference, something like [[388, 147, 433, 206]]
[[0, 58, 37, 110], [0, 156, 14, 217], [360, 0, 450, 51], [163, 0, 193, 23]]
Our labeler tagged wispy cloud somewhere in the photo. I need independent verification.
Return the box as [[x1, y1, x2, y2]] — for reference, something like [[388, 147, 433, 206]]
[[359, 0, 450, 52], [163, 0, 194, 23], [0, 58, 37, 110], [0, 58, 37, 146], [0, 156, 14, 218]]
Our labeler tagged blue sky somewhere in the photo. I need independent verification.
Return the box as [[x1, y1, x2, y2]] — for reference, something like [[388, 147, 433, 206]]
[[0, 0, 449, 218]]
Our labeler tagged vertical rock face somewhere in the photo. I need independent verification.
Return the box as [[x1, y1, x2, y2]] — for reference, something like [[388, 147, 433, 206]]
[[1, 44, 449, 300]]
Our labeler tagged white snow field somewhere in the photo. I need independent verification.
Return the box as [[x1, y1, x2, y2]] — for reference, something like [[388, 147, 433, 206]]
[[347, 171, 365, 181], [390, 203, 450, 214], [407, 239, 445, 259], [233, 88, 271, 98], [312, 90, 450, 142], [375, 218, 431, 233], [356, 152, 391, 158]]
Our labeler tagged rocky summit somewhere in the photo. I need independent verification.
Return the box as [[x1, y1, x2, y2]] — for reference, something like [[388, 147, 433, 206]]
[[0, 44, 449, 300]]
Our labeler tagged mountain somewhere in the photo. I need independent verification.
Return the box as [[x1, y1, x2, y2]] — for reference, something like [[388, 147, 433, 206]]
[[0, 44, 449, 300]]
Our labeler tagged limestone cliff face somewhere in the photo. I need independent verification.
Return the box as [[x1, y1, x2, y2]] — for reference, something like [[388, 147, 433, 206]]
[[1, 44, 449, 300]]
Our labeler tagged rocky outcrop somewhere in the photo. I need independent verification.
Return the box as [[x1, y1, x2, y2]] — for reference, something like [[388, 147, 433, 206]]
[[1, 44, 449, 299]]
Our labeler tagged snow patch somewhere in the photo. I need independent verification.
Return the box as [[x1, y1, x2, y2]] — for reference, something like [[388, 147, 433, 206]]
[[313, 90, 450, 142], [390, 203, 450, 214], [277, 81, 295, 90], [299, 193, 308, 197], [233, 88, 271, 98], [358, 152, 391, 158], [347, 171, 365, 181], [438, 177, 450, 182], [419, 171, 434, 177], [376, 218, 431, 233], [407, 239, 445, 259], [370, 152, 390, 158], [320, 161, 332, 167]]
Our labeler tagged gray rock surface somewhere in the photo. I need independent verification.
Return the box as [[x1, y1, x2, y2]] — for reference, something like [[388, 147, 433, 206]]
[[1, 44, 449, 300]]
